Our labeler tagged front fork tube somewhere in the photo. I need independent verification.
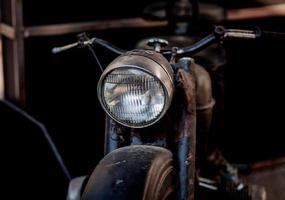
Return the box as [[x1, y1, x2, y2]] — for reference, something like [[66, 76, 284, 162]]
[[104, 117, 166, 154], [176, 109, 196, 200], [175, 62, 197, 200], [104, 117, 128, 155], [176, 127, 196, 200]]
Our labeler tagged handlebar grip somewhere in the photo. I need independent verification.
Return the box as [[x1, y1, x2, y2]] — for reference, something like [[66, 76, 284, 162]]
[[225, 29, 257, 39], [259, 30, 285, 40], [52, 43, 78, 54]]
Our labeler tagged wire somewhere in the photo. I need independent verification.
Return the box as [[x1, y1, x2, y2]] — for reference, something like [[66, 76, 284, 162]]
[[87, 45, 104, 73], [94, 39, 126, 55], [1, 100, 72, 181]]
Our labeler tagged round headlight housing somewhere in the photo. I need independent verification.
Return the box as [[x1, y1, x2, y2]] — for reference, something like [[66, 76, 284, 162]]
[[98, 50, 174, 128]]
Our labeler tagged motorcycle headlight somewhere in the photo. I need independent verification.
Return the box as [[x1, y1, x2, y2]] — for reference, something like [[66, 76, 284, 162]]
[[97, 50, 174, 128]]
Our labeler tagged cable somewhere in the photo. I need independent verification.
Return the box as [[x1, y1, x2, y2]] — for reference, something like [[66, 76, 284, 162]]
[[87, 45, 104, 73], [1, 100, 72, 181], [94, 39, 126, 55]]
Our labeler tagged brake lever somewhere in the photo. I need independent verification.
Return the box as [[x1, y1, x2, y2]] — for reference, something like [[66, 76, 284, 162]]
[[52, 39, 95, 54], [52, 33, 126, 55]]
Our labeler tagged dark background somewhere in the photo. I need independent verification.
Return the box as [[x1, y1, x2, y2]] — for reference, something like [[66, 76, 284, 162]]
[[1, 0, 285, 199]]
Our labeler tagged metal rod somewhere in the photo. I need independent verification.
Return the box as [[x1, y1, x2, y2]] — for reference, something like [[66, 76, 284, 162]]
[[199, 177, 217, 184], [177, 34, 216, 55], [104, 117, 120, 155], [199, 182, 218, 191], [1, 99, 72, 180], [162, 34, 216, 56], [175, 66, 197, 200], [52, 37, 126, 55]]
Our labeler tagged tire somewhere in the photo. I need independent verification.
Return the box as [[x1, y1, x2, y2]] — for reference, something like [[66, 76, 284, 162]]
[[81, 145, 174, 200]]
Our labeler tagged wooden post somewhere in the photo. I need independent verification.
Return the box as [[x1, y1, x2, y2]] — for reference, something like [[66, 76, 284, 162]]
[[1, 0, 25, 104], [10, 0, 25, 104]]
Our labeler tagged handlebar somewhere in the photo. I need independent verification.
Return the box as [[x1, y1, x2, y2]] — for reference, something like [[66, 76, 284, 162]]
[[52, 37, 126, 55], [52, 26, 285, 57]]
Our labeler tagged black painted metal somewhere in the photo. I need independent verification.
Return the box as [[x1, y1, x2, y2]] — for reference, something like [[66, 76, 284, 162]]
[[104, 117, 120, 155], [176, 136, 191, 200], [130, 129, 143, 145], [173, 59, 197, 200]]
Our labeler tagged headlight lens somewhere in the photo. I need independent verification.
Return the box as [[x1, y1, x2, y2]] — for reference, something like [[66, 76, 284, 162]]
[[98, 50, 174, 128], [103, 68, 165, 126]]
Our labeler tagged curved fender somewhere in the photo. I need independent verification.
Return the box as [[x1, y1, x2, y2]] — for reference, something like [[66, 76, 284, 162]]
[[81, 145, 172, 200]]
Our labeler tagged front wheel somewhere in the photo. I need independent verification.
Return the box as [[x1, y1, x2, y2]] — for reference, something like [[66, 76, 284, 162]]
[[81, 145, 174, 200]]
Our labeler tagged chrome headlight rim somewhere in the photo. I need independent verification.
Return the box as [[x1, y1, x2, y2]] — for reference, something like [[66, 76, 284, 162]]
[[97, 50, 174, 128]]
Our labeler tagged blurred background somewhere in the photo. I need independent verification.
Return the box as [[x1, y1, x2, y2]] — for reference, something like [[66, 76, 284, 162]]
[[0, 0, 285, 199], [0, 39, 3, 98]]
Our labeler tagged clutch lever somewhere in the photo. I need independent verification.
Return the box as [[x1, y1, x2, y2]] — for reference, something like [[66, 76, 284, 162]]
[[163, 25, 285, 57]]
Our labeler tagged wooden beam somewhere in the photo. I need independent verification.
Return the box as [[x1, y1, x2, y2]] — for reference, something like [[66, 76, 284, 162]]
[[0, 23, 16, 40], [251, 157, 285, 171], [227, 3, 285, 21], [24, 18, 168, 38]]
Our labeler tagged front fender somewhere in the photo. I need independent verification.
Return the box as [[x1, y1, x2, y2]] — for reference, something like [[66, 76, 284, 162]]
[[81, 145, 173, 200]]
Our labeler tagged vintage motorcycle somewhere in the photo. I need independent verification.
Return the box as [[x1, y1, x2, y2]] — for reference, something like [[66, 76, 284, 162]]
[[50, 24, 285, 200]]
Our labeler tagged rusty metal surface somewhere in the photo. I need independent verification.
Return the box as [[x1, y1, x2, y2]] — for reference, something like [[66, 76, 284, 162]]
[[192, 62, 215, 162], [175, 67, 196, 200], [104, 117, 128, 155]]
